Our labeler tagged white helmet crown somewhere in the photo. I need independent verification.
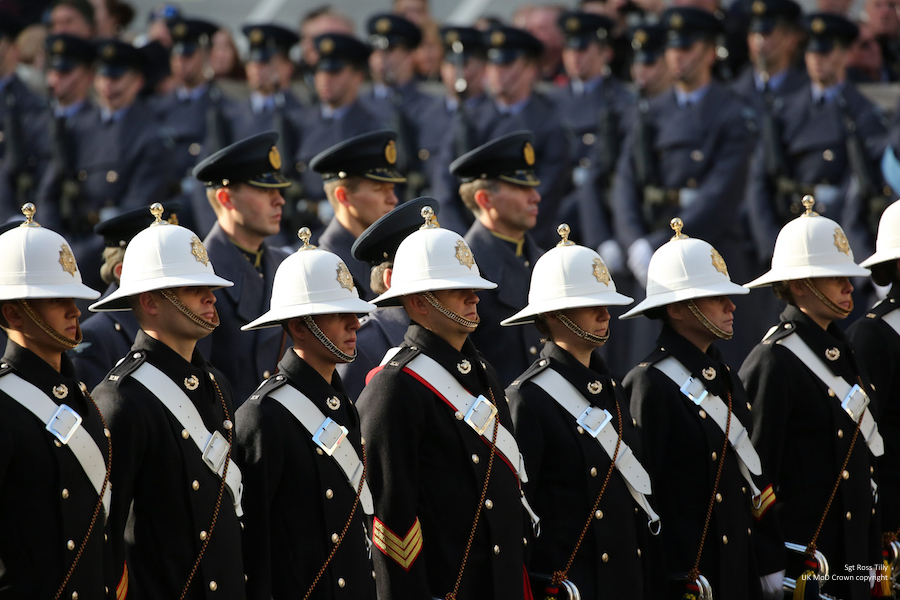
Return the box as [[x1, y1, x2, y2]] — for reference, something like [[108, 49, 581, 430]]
[[502, 224, 632, 326], [90, 203, 233, 311], [621, 218, 748, 319], [860, 198, 900, 268], [0, 204, 99, 301], [745, 196, 869, 287]]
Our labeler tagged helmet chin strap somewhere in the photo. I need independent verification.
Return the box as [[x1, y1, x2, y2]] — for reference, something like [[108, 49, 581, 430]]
[[18, 300, 82, 350], [302, 315, 357, 363], [422, 291, 480, 329], [802, 278, 852, 317], [161, 289, 219, 331], [554, 311, 609, 345], [686, 300, 733, 340]]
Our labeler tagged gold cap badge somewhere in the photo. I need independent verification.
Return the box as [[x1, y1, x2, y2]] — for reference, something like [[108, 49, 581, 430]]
[[336, 262, 355, 291], [811, 18, 826, 34], [634, 29, 648, 46], [319, 36, 334, 54], [752, 0, 766, 15], [833, 227, 850, 255], [711, 247, 728, 276], [269, 146, 282, 170], [593, 258, 610, 285], [523, 142, 536, 166], [250, 28, 264, 44], [385, 139, 398, 165], [173, 22, 188, 38], [670, 13, 684, 29], [376, 17, 392, 34], [52, 39, 65, 54], [59, 244, 78, 276], [102, 44, 116, 59], [491, 30, 506, 47], [566, 17, 580, 32], [455, 240, 475, 269], [190, 236, 209, 266]]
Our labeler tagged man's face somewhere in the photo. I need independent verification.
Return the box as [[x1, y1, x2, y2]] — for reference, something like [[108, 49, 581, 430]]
[[46, 65, 92, 105], [315, 65, 362, 107], [369, 46, 412, 84], [525, 7, 564, 56], [227, 184, 285, 239], [484, 181, 540, 233], [748, 26, 796, 68], [300, 14, 354, 67], [691, 295, 736, 336], [343, 180, 398, 229], [665, 40, 714, 85], [848, 24, 884, 75], [805, 45, 848, 88], [304, 313, 360, 360], [562, 43, 607, 80], [171, 48, 207, 88], [866, 0, 900, 38], [94, 70, 143, 111], [433, 288, 480, 330], [631, 57, 672, 95], [245, 59, 278, 94], [486, 56, 534, 100], [439, 56, 486, 97], [50, 5, 93, 38], [555, 305, 611, 344], [800, 276, 854, 320], [23, 298, 82, 347], [155, 286, 219, 339]]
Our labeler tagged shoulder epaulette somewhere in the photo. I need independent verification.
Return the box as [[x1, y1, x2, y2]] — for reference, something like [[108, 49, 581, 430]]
[[246, 371, 290, 402], [509, 356, 552, 388], [382, 346, 420, 372], [762, 321, 796, 344], [106, 350, 147, 383], [867, 297, 899, 320]]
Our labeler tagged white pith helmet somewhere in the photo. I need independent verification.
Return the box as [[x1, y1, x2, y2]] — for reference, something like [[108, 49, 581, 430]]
[[0, 204, 99, 301], [501, 224, 632, 326], [242, 229, 376, 330], [372, 206, 496, 306], [90, 203, 233, 311], [620, 218, 748, 319], [860, 198, 900, 268], [745, 196, 869, 287]]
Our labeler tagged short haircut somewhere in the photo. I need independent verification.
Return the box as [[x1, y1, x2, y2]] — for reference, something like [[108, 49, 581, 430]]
[[53, 0, 95, 24], [371, 261, 392, 296], [323, 177, 363, 211], [772, 281, 795, 305], [458, 178, 500, 217], [100, 246, 126, 285]]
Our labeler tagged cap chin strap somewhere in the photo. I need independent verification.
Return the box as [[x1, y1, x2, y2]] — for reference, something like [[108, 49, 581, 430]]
[[302, 315, 357, 363], [554, 311, 609, 345], [18, 300, 82, 350], [686, 300, 733, 340], [422, 291, 480, 329], [803, 278, 852, 317], [160, 289, 219, 331]]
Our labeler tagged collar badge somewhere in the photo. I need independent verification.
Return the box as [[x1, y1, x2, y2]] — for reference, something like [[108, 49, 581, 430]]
[[587, 380, 603, 394], [52, 384, 69, 399], [327, 396, 341, 410], [184, 375, 200, 390], [457, 359, 472, 374], [825, 347, 840, 361], [702, 367, 716, 380]]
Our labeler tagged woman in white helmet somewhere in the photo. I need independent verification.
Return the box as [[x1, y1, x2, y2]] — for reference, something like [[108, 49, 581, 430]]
[[356, 207, 531, 600], [620, 218, 777, 599], [741, 196, 881, 600], [89, 204, 247, 599], [234, 229, 377, 600], [502, 224, 660, 599], [0, 204, 116, 598], [847, 199, 900, 568]]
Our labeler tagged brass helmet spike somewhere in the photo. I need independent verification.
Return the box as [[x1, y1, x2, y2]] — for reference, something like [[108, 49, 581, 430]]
[[670, 217, 688, 240], [149, 203, 166, 225], [297, 227, 317, 250], [19, 203, 39, 227], [801, 195, 819, 216], [420, 206, 439, 229], [556, 223, 574, 247]]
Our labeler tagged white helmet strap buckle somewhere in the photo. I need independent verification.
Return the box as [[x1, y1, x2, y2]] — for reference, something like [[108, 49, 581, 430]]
[[18, 300, 82, 350], [686, 300, 732, 340], [554, 311, 609, 345], [802, 278, 851, 317], [160, 289, 218, 331], [301, 315, 357, 363]]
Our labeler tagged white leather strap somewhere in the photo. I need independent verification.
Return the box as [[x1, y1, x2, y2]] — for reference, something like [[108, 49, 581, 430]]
[[777, 333, 884, 457], [0, 371, 111, 516], [267, 384, 374, 515], [130, 363, 244, 516], [654, 357, 764, 498], [529, 368, 661, 530]]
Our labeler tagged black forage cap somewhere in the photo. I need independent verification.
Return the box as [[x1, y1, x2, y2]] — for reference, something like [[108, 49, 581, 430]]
[[485, 25, 544, 63], [367, 13, 422, 49], [352, 198, 441, 266], [95, 202, 182, 247], [744, 0, 802, 33], [193, 131, 291, 189], [170, 18, 219, 55], [95, 39, 146, 77], [804, 13, 858, 53], [662, 7, 721, 49], [629, 23, 667, 64], [314, 33, 372, 72], [242, 23, 299, 61], [558, 11, 616, 49], [450, 131, 541, 187], [310, 130, 407, 184], [440, 26, 488, 59], [46, 34, 96, 72]]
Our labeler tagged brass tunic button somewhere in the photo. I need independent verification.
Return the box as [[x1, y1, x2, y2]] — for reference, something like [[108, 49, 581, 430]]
[[871, 466, 875, 474], [223, 420, 233, 430], [842, 470, 849, 480], [493, 545, 500, 555], [837, 429, 844, 439], [77, 170, 87, 181], [263, 370, 271, 379], [595, 510, 603, 519], [326, 489, 334, 499], [418, 148, 430, 160], [699, 410, 707, 419], [711, 452, 717, 461], [632, 418, 636, 427], [199, 531, 208, 541], [577, 426, 585, 434], [209, 581, 217, 591], [846, 511, 852, 520], [742, 486, 747, 494], [691, 150, 704, 162], [722, 535, 728, 544], [182, 429, 190, 439], [72, 593, 78, 600], [62, 488, 69, 499], [189, 143, 201, 156], [106, 170, 118, 183], [746, 402, 752, 411], [529, 346, 537, 355], [748, 528, 752, 535], [114, 322, 121, 331], [823, 149, 834, 161], [104, 428, 111, 438], [601, 552, 609, 563], [332, 533, 340, 543], [523, 537, 528, 546], [471, 454, 480, 464], [192, 480, 200, 491], [55, 440, 63, 447], [338, 578, 346, 588], [637, 548, 642, 557], [590, 467, 598, 477], [828, 389, 835, 397], [67, 540, 75, 550], [715, 493, 722, 503], [317, 448, 325, 455], [583, 133, 596, 145], [485, 499, 493, 509]]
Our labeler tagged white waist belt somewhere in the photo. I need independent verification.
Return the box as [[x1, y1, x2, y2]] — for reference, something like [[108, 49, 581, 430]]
[[0, 372, 111, 517], [267, 384, 373, 515], [131, 363, 244, 516]]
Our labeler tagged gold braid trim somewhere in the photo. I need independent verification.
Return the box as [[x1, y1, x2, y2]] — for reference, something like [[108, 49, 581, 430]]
[[160, 289, 218, 331], [301, 315, 357, 363], [18, 300, 82, 349], [803, 278, 852, 317], [554, 311, 609, 345], [422, 291, 480, 329], [686, 300, 732, 340]]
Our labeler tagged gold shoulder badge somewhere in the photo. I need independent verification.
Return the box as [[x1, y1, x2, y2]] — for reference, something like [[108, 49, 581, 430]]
[[376, 17, 392, 33], [592, 258, 610, 285], [566, 16, 580, 31], [455, 240, 474, 269], [833, 227, 850, 255], [173, 22, 188, 38], [336, 262, 355, 291], [385, 139, 398, 165], [670, 13, 684, 29], [752, 0, 766, 14], [102, 44, 116, 59], [491, 30, 506, 47], [59, 244, 78, 276], [318, 36, 334, 55], [190, 236, 209, 266], [811, 18, 826, 34], [250, 28, 264, 44], [523, 142, 535, 166], [710, 247, 729, 276], [269, 145, 282, 170], [825, 347, 840, 361], [52, 38, 65, 54]]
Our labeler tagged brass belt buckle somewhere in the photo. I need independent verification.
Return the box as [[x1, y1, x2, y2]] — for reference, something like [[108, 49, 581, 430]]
[[46, 404, 82, 445], [313, 417, 349, 456], [464, 395, 497, 436]]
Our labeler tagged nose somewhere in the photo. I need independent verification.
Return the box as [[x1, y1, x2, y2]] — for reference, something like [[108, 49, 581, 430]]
[[724, 297, 736, 313], [202, 287, 217, 305], [273, 191, 286, 206], [348, 315, 361, 331], [598, 307, 610, 320]]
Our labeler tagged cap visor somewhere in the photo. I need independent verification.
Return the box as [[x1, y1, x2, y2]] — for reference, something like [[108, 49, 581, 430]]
[[498, 172, 541, 187], [501, 291, 634, 326], [172, 43, 197, 56], [807, 38, 835, 53], [97, 64, 128, 78], [488, 48, 524, 64], [633, 50, 660, 64], [744, 263, 871, 288], [90, 273, 234, 311], [860, 249, 900, 268], [248, 172, 292, 189], [619, 280, 749, 319], [49, 58, 77, 72], [317, 58, 349, 72], [750, 19, 775, 34], [366, 169, 407, 184], [0, 282, 100, 301], [565, 37, 592, 50], [242, 297, 376, 330], [372, 275, 498, 307]]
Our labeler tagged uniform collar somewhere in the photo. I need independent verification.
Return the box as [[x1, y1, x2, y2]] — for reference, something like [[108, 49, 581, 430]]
[[780, 304, 858, 380], [250, 92, 276, 114], [495, 95, 530, 115], [674, 83, 709, 108], [176, 83, 208, 102], [54, 98, 86, 119], [403, 323, 494, 396], [132, 329, 217, 403], [754, 68, 788, 91], [2, 340, 87, 409], [100, 105, 130, 124], [489, 229, 526, 257], [811, 81, 842, 104], [321, 102, 352, 120], [277, 350, 356, 418], [656, 324, 731, 397]]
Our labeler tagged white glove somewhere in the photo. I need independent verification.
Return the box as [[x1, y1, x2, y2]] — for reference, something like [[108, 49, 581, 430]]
[[870, 567, 877, 589], [598, 239, 625, 274], [627, 238, 654, 287], [759, 570, 785, 599]]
